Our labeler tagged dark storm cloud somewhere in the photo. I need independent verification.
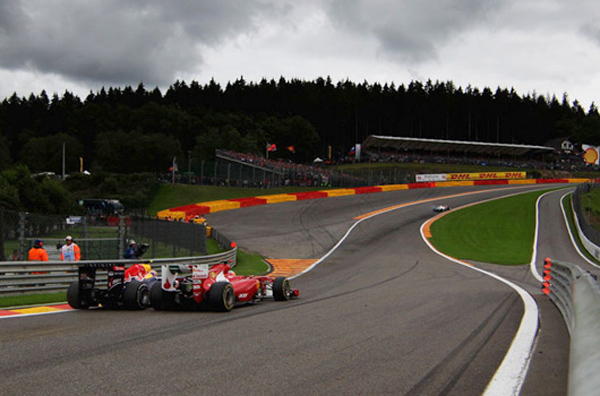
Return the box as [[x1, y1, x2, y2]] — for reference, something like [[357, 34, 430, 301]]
[[325, 0, 500, 62], [0, 0, 279, 87], [581, 22, 600, 45]]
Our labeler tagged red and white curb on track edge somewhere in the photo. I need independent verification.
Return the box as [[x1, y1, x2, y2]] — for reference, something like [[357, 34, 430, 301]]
[[0, 303, 73, 319]]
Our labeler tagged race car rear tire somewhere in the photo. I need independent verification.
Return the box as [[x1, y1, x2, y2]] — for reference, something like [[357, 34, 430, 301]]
[[150, 282, 175, 311], [273, 277, 291, 301], [67, 282, 90, 309], [207, 282, 235, 312], [123, 280, 149, 310]]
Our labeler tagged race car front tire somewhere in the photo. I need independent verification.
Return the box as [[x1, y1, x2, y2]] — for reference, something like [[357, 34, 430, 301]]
[[123, 280, 149, 310], [273, 277, 291, 301], [207, 282, 235, 312], [67, 281, 90, 309]]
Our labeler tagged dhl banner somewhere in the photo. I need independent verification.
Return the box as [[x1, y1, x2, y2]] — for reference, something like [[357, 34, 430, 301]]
[[416, 172, 526, 182]]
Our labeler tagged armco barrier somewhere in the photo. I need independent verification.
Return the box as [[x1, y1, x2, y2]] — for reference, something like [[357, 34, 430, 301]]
[[542, 258, 600, 396], [0, 248, 237, 296]]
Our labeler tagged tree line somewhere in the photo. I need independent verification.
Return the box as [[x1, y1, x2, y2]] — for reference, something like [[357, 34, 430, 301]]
[[1, 76, 599, 176]]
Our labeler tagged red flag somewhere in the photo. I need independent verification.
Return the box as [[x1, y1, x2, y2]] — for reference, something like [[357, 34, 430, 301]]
[[287, 145, 295, 153], [267, 143, 277, 152]]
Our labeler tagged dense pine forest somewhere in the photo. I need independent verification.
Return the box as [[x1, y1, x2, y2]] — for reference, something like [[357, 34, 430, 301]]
[[2, 77, 600, 176]]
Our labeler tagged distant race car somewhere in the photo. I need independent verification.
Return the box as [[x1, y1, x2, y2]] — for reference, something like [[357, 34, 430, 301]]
[[433, 205, 452, 212], [150, 262, 299, 312], [67, 244, 157, 310]]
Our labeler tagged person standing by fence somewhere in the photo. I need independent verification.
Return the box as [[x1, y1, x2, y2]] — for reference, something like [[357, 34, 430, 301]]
[[28, 239, 49, 262], [29, 239, 49, 276], [60, 235, 81, 261]]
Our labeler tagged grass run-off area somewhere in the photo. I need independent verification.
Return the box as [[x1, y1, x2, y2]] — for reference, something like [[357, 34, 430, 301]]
[[428, 188, 562, 265]]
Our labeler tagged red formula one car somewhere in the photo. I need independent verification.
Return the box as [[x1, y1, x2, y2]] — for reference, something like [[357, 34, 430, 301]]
[[150, 262, 299, 312]]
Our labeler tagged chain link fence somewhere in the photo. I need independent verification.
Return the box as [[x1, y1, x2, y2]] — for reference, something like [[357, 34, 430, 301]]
[[126, 216, 207, 258], [0, 210, 207, 262]]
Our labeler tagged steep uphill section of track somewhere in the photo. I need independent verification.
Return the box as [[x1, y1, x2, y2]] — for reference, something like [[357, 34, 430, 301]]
[[157, 178, 588, 220]]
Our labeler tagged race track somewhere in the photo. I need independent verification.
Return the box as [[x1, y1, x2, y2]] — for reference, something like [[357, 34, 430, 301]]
[[0, 184, 588, 395]]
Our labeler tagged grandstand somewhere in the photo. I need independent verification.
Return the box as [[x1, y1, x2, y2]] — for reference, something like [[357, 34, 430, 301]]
[[361, 135, 555, 158]]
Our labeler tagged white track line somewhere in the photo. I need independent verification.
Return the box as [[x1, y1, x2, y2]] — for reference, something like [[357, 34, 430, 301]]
[[294, 185, 550, 394], [419, 188, 583, 395], [528, 191, 557, 282], [420, 221, 538, 396]]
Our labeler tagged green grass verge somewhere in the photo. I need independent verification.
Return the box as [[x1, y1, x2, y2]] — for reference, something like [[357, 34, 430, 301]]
[[429, 190, 550, 265], [0, 292, 67, 308], [232, 250, 271, 276]]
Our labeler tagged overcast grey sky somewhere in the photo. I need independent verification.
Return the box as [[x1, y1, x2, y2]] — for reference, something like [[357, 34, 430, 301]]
[[1, 0, 600, 109]]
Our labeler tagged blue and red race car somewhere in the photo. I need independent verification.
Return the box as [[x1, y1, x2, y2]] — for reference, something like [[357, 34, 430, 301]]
[[67, 260, 157, 310]]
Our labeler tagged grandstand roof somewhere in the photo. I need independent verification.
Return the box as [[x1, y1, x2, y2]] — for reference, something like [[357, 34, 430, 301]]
[[361, 135, 555, 157]]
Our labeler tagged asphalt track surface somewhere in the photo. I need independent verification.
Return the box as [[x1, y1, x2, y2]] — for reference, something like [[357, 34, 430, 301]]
[[0, 184, 590, 395]]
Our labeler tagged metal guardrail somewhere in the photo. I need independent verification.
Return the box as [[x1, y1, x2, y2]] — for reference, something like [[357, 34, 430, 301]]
[[0, 248, 237, 296], [542, 258, 600, 396]]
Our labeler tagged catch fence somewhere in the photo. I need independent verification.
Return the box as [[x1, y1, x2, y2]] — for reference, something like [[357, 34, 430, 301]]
[[0, 210, 207, 262]]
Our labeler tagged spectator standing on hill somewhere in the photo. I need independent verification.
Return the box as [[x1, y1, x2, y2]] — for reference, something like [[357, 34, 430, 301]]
[[28, 239, 49, 261], [60, 235, 81, 261]]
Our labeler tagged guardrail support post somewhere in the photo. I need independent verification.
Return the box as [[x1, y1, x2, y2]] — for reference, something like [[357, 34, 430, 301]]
[[118, 216, 125, 259], [18, 212, 27, 260]]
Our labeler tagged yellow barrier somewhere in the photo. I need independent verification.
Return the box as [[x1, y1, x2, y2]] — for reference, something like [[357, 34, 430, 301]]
[[325, 189, 356, 197], [378, 184, 409, 192], [255, 194, 298, 204], [203, 200, 241, 213], [508, 179, 536, 185], [433, 181, 474, 187], [157, 210, 186, 220]]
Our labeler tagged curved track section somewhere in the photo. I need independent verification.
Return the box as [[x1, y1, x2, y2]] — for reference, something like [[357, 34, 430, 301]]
[[0, 185, 578, 395]]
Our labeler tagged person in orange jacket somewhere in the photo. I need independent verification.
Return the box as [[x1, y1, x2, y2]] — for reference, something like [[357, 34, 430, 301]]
[[60, 235, 81, 261], [29, 239, 49, 274], [28, 239, 49, 261]]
